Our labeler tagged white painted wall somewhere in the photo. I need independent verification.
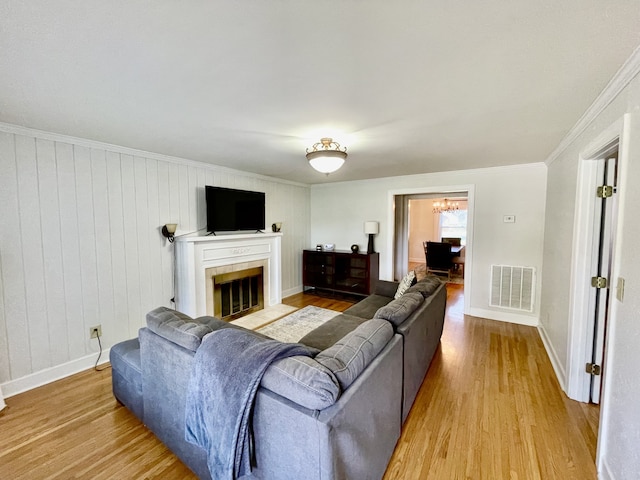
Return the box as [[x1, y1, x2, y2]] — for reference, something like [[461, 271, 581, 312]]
[[541, 60, 640, 478], [310, 164, 547, 324], [0, 124, 310, 396]]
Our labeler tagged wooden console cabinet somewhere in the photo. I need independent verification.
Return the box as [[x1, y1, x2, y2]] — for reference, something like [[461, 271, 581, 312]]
[[303, 250, 380, 296]]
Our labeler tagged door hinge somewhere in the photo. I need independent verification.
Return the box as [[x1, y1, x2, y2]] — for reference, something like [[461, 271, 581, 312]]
[[591, 276, 608, 288], [596, 185, 614, 198], [586, 363, 601, 376]]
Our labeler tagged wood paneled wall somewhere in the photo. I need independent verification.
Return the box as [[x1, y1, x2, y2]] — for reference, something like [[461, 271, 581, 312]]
[[0, 127, 310, 389]]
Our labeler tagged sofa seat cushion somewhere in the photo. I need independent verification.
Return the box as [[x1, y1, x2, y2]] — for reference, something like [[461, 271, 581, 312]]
[[298, 313, 369, 351], [374, 292, 424, 327], [343, 294, 393, 320], [110, 338, 143, 420], [315, 319, 394, 390], [405, 275, 442, 298], [110, 338, 141, 380], [261, 356, 340, 410], [146, 307, 239, 352]]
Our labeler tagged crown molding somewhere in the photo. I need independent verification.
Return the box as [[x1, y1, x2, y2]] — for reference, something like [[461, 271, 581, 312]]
[[545, 44, 640, 165], [0, 122, 309, 188]]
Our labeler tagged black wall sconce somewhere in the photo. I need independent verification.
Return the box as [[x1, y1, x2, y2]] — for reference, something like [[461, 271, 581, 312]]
[[162, 223, 178, 243]]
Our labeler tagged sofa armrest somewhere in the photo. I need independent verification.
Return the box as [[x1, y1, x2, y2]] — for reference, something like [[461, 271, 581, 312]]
[[374, 280, 399, 298]]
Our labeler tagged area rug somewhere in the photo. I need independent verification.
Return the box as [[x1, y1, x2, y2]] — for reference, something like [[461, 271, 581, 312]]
[[414, 263, 464, 285], [255, 306, 338, 343]]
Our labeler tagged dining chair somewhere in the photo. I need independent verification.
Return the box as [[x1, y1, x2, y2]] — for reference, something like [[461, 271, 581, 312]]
[[425, 241, 453, 280]]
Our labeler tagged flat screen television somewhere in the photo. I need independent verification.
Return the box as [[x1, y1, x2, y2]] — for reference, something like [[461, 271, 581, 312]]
[[205, 186, 266, 233]]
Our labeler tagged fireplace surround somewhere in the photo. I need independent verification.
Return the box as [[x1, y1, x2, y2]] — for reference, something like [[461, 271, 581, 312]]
[[174, 232, 282, 318]]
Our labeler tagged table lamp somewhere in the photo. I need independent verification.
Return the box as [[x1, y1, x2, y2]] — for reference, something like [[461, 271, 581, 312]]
[[364, 221, 379, 254]]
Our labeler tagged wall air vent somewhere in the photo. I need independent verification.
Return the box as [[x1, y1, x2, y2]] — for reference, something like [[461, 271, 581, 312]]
[[490, 265, 535, 312]]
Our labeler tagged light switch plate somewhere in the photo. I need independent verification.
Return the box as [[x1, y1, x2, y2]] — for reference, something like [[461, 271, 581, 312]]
[[503, 215, 516, 223]]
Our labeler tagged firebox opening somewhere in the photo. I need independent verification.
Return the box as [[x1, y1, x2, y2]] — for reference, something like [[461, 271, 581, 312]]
[[213, 267, 264, 321]]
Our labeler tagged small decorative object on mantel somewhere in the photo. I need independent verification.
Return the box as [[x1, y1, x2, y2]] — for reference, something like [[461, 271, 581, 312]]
[[364, 221, 379, 254], [324, 244, 335, 252], [316, 244, 323, 251], [272, 222, 282, 232], [351, 244, 359, 254], [162, 223, 178, 243]]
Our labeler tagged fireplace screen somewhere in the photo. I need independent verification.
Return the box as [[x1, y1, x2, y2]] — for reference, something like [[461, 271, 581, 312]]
[[213, 267, 264, 321]]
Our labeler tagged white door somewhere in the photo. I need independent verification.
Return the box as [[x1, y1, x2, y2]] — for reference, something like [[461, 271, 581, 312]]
[[588, 155, 618, 403]]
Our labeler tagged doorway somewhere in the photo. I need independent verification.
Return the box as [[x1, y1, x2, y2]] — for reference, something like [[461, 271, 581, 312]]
[[564, 115, 638, 473], [566, 136, 622, 406], [386, 185, 474, 315], [407, 196, 467, 282]]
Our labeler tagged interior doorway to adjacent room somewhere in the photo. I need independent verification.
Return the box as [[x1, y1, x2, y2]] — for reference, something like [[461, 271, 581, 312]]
[[393, 192, 468, 286]]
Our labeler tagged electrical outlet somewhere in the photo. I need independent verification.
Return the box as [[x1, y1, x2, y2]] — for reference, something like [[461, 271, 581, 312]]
[[89, 325, 102, 339]]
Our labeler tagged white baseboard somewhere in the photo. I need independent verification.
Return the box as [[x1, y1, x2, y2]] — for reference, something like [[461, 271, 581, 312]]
[[467, 307, 539, 327], [0, 349, 111, 398], [599, 456, 614, 480], [537, 324, 566, 391], [282, 285, 303, 298]]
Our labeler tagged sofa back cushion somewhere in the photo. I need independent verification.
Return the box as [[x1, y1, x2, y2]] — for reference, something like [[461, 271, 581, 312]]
[[342, 294, 393, 320], [146, 307, 228, 352], [261, 356, 340, 410], [373, 292, 423, 327], [405, 275, 442, 298], [315, 319, 393, 390]]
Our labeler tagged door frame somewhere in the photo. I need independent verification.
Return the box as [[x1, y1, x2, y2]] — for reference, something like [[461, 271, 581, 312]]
[[386, 184, 475, 315], [566, 114, 635, 470], [566, 117, 626, 402]]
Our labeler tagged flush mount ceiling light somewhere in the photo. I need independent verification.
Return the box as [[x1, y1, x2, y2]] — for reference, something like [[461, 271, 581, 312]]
[[306, 137, 347, 174]]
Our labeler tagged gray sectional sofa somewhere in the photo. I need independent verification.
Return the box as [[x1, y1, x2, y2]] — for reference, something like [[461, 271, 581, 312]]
[[110, 275, 446, 480]]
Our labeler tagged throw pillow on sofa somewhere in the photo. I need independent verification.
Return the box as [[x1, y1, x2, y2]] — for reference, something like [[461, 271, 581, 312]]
[[394, 270, 417, 299]]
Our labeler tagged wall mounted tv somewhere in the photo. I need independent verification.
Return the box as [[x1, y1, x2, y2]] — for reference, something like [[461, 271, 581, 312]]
[[205, 186, 266, 233]]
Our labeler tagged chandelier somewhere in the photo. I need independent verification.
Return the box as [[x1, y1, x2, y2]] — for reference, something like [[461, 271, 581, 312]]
[[306, 138, 347, 174], [432, 199, 459, 214]]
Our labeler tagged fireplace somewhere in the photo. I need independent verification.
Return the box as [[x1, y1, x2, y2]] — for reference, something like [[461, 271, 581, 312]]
[[174, 232, 282, 318], [213, 267, 264, 320]]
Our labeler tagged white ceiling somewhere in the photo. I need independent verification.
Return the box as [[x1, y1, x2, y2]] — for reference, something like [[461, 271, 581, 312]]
[[1, 1, 639, 184]]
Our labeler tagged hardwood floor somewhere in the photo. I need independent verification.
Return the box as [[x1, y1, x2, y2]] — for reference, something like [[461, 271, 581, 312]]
[[384, 285, 599, 480], [0, 287, 599, 479]]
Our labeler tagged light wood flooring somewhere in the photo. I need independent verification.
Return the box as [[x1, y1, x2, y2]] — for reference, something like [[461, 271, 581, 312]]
[[0, 286, 599, 479]]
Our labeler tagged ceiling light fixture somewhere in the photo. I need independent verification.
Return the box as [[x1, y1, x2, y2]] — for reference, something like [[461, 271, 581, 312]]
[[432, 199, 459, 214], [306, 137, 347, 174]]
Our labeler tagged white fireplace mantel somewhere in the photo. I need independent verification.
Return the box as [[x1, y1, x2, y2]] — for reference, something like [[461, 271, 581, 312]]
[[174, 232, 282, 318]]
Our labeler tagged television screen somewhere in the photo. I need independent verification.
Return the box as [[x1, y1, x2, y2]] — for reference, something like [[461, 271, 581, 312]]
[[206, 186, 266, 233]]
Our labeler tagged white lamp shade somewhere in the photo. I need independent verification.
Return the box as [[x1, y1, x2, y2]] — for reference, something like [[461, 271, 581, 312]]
[[364, 221, 379, 234], [165, 223, 177, 234], [308, 154, 346, 174]]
